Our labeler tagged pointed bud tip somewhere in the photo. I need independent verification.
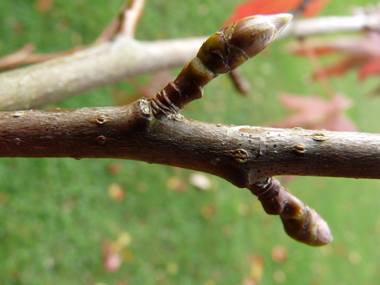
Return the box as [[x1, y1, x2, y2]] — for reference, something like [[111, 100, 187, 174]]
[[310, 214, 333, 246], [266, 13, 293, 35]]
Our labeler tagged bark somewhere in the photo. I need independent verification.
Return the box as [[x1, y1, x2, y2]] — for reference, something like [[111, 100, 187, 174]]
[[278, 12, 380, 39], [0, 37, 202, 111], [0, 12, 379, 111], [1, 99, 379, 186]]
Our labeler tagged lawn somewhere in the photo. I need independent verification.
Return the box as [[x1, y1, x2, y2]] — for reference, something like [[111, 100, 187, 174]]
[[0, 0, 380, 284]]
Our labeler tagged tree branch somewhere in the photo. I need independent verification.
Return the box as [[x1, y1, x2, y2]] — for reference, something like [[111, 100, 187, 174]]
[[1, 98, 379, 246], [1, 100, 379, 182], [0, 12, 379, 111], [120, 0, 146, 37], [0, 37, 203, 110], [277, 10, 380, 39], [1, 12, 378, 247]]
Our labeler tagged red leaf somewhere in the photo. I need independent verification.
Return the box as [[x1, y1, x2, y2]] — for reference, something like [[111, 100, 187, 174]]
[[287, 29, 380, 82], [302, 0, 331, 17], [270, 93, 357, 132], [224, 0, 330, 25], [358, 57, 380, 81], [322, 113, 357, 132], [225, 0, 301, 24], [313, 55, 367, 79]]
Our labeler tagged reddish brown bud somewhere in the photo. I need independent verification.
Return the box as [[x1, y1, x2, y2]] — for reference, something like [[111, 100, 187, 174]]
[[249, 177, 333, 246], [197, 13, 293, 74]]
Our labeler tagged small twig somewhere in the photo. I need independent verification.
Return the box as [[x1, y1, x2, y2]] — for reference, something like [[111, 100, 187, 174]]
[[371, 85, 380, 97], [0, 43, 35, 70], [120, 0, 146, 37], [95, 1, 129, 43], [95, 16, 123, 44], [0, 0, 146, 71], [292, 0, 314, 17], [0, 44, 86, 71], [228, 69, 251, 96]]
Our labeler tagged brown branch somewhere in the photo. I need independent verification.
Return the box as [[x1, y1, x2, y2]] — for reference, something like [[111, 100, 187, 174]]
[[1, 100, 379, 182], [1, 99, 378, 246], [0, 43, 36, 70], [228, 69, 251, 95]]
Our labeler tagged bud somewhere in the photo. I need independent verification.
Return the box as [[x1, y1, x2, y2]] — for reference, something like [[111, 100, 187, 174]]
[[282, 205, 333, 246], [197, 13, 293, 74], [249, 177, 332, 247], [151, 13, 292, 117]]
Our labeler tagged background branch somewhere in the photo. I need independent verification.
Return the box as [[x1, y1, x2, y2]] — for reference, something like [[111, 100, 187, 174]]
[[0, 12, 379, 111], [120, 0, 146, 37]]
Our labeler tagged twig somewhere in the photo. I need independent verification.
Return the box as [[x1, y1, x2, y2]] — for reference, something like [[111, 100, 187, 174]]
[[292, 0, 314, 16], [95, 1, 129, 43], [1, 100, 379, 180], [1, 12, 379, 110], [0, 43, 35, 70], [120, 0, 146, 37], [0, 37, 203, 110], [96, 0, 146, 42], [0, 44, 88, 71], [0, 0, 146, 71], [228, 69, 251, 95], [1, 99, 378, 246], [278, 12, 380, 39]]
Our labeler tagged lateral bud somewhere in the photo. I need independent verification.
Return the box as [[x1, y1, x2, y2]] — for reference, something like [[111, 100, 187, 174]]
[[249, 177, 332, 246]]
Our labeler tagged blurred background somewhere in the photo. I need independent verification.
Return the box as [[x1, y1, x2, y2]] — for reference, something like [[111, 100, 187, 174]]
[[0, 0, 379, 284]]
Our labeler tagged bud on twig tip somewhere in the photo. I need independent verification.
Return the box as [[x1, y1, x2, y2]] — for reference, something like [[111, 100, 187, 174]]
[[266, 13, 293, 35]]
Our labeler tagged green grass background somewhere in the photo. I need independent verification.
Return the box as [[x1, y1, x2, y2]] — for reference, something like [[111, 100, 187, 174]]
[[1, 0, 380, 284]]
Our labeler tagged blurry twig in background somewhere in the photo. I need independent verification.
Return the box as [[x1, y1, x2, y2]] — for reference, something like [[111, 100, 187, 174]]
[[120, 0, 146, 37], [0, 7, 380, 110]]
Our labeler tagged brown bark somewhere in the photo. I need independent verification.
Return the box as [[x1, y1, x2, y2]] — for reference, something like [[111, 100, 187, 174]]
[[1, 99, 379, 187]]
